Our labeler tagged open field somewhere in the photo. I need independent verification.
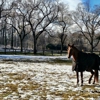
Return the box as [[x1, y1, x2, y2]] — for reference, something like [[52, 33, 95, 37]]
[[0, 55, 100, 100]]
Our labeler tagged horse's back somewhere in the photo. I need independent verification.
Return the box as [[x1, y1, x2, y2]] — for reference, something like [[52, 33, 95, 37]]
[[81, 52, 99, 70], [72, 52, 100, 72]]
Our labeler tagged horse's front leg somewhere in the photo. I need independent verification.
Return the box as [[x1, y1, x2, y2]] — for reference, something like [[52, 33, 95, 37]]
[[89, 70, 94, 84], [76, 71, 79, 86], [80, 72, 83, 86]]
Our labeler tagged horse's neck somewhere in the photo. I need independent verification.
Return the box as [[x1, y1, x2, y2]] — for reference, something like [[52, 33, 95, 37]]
[[72, 50, 79, 62]]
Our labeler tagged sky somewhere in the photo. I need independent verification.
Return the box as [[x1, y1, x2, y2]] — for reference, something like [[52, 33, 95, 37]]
[[82, 0, 100, 8], [60, 0, 100, 11], [60, 0, 82, 10]]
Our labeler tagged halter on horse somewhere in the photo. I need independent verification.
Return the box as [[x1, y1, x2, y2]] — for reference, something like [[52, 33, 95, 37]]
[[67, 44, 100, 86]]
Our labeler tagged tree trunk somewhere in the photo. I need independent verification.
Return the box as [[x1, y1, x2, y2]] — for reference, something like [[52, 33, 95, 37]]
[[91, 46, 93, 53], [33, 37, 37, 54], [4, 31, 7, 54], [90, 43, 94, 53], [60, 37, 63, 55], [61, 42, 63, 55], [11, 26, 14, 49], [20, 40, 23, 53]]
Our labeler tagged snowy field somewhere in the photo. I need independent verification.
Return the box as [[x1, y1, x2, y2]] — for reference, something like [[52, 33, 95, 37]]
[[0, 55, 100, 100]]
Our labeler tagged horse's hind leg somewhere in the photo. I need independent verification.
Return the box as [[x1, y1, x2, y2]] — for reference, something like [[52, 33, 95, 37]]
[[89, 70, 94, 84], [81, 72, 83, 86], [76, 71, 79, 86]]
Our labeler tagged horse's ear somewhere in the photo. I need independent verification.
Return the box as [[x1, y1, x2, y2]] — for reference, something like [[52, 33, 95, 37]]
[[68, 44, 70, 46], [72, 44, 74, 47]]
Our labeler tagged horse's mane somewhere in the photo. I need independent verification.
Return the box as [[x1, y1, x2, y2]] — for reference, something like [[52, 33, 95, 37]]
[[72, 46, 79, 52]]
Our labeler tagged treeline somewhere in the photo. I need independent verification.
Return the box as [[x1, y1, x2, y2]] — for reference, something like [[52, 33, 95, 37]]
[[0, 0, 100, 54], [46, 44, 67, 50]]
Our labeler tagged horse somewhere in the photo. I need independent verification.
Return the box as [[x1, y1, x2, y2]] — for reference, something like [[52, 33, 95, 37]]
[[67, 44, 100, 86]]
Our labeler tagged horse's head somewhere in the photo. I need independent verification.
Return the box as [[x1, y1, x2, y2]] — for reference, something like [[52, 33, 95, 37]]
[[67, 44, 74, 58]]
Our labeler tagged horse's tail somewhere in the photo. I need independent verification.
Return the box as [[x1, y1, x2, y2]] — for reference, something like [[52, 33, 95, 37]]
[[95, 70, 99, 83], [98, 56, 100, 70]]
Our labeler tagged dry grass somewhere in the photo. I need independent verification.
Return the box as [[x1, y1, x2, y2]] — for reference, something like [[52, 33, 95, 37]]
[[0, 61, 100, 100], [9, 73, 26, 80], [2, 71, 100, 100], [21, 82, 40, 91], [5, 83, 18, 92]]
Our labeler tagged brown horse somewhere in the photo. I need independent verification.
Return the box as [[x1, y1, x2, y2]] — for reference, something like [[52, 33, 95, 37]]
[[67, 44, 100, 86]]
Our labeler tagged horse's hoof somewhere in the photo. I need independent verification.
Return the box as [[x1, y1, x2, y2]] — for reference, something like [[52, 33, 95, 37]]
[[81, 84, 83, 86], [89, 81, 91, 84], [76, 84, 79, 87]]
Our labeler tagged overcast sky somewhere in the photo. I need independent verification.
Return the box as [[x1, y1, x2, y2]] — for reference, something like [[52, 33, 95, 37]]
[[60, 0, 82, 10]]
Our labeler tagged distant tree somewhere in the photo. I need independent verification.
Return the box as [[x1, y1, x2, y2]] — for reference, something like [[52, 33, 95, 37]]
[[25, 0, 59, 54], [54, 3, 72, 54], [46, 43, 55, 50], [0, 0, 13, 53], [69, 1, 100, 52], [0, 0, 12, 18], [37, 33, 46, 55], [7, 2, 31, 52]]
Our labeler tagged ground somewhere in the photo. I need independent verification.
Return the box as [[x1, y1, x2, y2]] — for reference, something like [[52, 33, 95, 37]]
[[0, 55, 100, 100]]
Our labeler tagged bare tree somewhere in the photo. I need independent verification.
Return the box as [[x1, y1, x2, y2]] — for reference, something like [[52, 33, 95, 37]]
[[37, 32, 46, 55], [7, 3, 31, 52], [0, 0, 10, 18], [54, 3, 72, 54], [0, 0, 13, 53], [69, 1, 100, 52], [25, 0, 59, 54]]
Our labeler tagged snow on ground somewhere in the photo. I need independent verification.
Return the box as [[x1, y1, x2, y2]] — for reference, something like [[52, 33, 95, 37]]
[[0, 55, 67, 62], [0, 55, 100, 100]]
